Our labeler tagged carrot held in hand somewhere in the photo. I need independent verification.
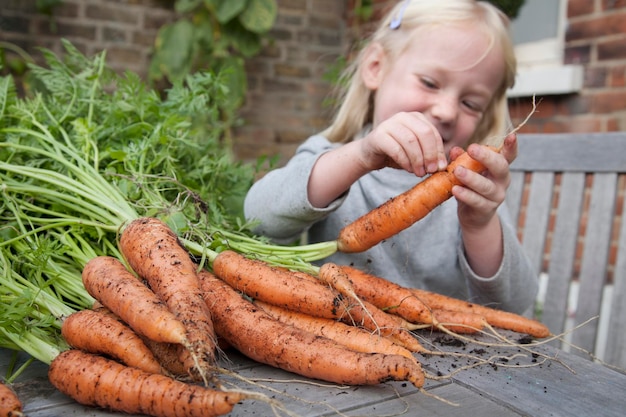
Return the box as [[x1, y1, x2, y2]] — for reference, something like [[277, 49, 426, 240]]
[[199, 270, 425, 388], [48, 350, 246, 417], [119, 217, 218, 383], [337, 147, 494, 253]]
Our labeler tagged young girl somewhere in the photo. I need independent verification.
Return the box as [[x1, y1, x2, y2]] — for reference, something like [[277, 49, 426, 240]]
[[244, 0, 538, 314]]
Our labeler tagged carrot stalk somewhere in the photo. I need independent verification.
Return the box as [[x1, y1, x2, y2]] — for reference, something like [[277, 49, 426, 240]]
[[82, 256, 188, 345], [198, 270, 425, 388], [211, 250, 422, 352], [61, 308, 164, 375], [48, 350, 246, 417], [410, 288, 550, 338], [0, 381, 23, 417], [255, 300, 419, 364], [119, 217, 218, 382], [337, 148, 492, 253]]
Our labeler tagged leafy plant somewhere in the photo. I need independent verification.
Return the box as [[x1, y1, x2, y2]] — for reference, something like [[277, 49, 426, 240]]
[[149, 0, 278, 131]]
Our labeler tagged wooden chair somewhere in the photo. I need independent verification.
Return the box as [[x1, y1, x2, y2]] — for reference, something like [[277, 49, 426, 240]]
[[506, 132, 626, 371]]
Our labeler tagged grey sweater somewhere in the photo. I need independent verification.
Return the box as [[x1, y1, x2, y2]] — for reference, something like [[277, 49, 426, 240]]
[[244, 135, 538, 314]]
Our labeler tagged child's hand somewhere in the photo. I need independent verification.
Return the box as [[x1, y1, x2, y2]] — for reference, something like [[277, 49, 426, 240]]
[[452, 133, 517, 230], [359, 112, 448, 177]]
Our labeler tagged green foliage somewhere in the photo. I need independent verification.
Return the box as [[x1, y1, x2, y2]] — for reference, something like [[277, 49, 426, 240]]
[[486, 0, 526, 19], [150, 0, 277, 110]]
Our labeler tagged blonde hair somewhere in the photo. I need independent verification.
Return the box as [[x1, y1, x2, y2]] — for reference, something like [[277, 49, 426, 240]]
[[322, 0, 517, 147]]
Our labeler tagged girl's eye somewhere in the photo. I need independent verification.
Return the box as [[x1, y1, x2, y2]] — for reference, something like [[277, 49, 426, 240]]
[[420, 77, 438, 89], [462, 100, 485, 113]]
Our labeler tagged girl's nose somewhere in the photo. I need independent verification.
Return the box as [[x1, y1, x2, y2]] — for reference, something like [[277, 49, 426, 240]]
[[430, 95, 458, 126]]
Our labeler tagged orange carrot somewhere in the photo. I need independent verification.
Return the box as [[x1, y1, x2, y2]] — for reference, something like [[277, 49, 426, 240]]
[[337, 148, 492, 253], [119, 217, 218, 382], [61, 309, 164, 375], [428, 309, 486, 334], [48, 350, 246, 417], [255, 300, 420, 364], [211, 250, 422, 352], [198, 270, 425, 388], [0, 381, 23, 417], [338, 265, 440, 327], [410, 288, 550, 338], [82, 256, 188, 345]]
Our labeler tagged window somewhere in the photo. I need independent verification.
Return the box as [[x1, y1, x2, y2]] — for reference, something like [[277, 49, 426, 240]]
[[507, 0, 583, 97]]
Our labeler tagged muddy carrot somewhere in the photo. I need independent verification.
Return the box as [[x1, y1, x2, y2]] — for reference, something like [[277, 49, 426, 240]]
[[337, 148, 493, 253], [410, 288, 550, 338], [255, 300, 419, 364], [48, 350, 246, 417], [199, 270, 425, 388], [82, 256, 188, 345], [0, 381, 23, 417], [211, 250, 422, 352], [61, 308, 164, 375], [119, 217, 218, 382]]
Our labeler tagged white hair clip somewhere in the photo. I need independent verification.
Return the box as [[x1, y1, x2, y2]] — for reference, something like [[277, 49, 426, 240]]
[[389, 0, 410, 30]]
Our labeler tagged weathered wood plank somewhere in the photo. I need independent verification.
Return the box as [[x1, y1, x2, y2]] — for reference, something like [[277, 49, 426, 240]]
[[421, 331, 626, 417], [520, 171, 553, 275], [513, 133, 626, 172], [541, 172, 585, 341], [571, 173, 617, 355], [605, 192, 626, 369]]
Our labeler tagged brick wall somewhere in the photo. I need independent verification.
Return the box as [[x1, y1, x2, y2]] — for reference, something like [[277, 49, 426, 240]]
[[0, 0, 174, 77], [233, 0, 347, 164], [509, 0, 626, 133]]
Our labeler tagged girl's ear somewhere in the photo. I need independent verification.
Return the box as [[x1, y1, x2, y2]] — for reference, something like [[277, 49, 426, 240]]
[[360, 43, 386, 90]]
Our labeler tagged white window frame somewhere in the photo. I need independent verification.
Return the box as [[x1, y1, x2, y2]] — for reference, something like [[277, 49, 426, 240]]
[[507, 0, 584, 98]]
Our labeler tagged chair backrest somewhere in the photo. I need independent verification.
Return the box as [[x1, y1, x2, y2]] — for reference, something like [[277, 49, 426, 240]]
[[506, 132, 626, 371]]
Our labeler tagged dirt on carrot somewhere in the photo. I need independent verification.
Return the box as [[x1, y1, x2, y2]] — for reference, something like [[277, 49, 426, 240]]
[[82, 256, 189, 345], [119, 217, 218, 383], [198, 270, 425, 388], [0, 381, 23, 417], [337, 148, 493, 253], [61, 308, 165, 375], [410, 288, 550, 338], [48, 349, 246, 417], [211, 250, 422, 352], [255, 299, 420, 365]]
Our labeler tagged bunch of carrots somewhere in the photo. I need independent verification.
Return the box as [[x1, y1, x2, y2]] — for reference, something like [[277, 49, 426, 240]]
[[1, 216, 547, 417]]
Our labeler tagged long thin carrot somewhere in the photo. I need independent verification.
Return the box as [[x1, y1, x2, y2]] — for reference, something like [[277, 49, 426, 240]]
[[61, 308, 164, 375], [0, 381, 23, 417], [410, 288, 550, 338], [198, 270, 425, 388], [211, 250, 422, 352], [338, 265, 440, 327], [337, 148, 493, 253], [119, 217, 218, 383], [82, 256, 188, 345], [255, 300, 420, 363], [48, 350, 246, 417]]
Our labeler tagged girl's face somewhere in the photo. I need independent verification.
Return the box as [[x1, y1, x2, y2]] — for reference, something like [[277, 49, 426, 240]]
[[364, 23, 505, 153]]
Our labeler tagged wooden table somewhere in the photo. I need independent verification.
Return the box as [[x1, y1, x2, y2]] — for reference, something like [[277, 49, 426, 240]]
[[2, 330, 625, 417]]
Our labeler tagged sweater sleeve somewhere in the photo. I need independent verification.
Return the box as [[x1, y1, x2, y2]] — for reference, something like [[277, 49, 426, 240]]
[[243, 135, 346, 244], [458, 205, 539, 315]]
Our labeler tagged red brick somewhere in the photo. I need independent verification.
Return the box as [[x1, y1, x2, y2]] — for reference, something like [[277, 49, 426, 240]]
[[608, 65, 626, 87], [569, 0, 595, 17], [602, 0, 626, 11], [590, 90, 626, 113], [598, 37, 626, 60], [566, 12, 626, 41]]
